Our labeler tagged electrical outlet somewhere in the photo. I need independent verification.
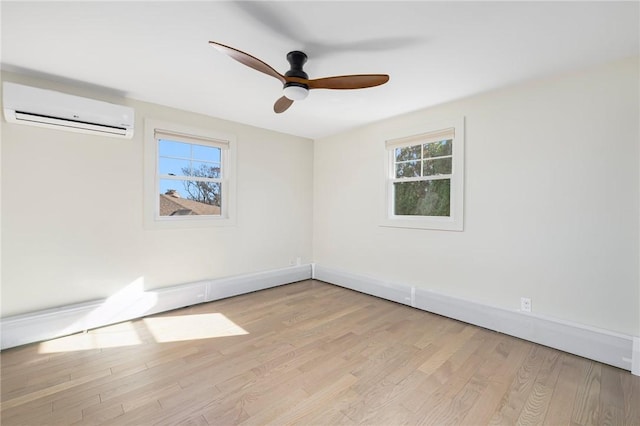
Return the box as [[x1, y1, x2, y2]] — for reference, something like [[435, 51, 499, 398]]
[[520, 297, 532, 312], [295, 257, 301, 266], [288, 258, 295, 266]]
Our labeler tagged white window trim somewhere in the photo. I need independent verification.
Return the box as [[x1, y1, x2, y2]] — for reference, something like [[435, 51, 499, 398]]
[[144, 119, 237, 229], [381, 117, 464, 231]]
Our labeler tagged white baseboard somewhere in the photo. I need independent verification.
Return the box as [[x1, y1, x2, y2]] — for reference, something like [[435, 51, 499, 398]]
[[0, 264, 312, 350], [313, 264, 635, 373], [633, 337, 640, 376], [205, 264, 312, 301]]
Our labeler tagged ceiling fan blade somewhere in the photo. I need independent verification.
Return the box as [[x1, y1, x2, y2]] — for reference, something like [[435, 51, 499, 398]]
[[274, 96, 294, 113], [209, 41, 286, 84], [307, 74, 389, 90]]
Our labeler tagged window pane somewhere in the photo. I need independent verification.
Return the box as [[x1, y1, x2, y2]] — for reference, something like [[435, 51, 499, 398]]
[[394, 179, 450, 216], [423, 157, 452, 176], [158, 139, 191, 158], [191, 161, 221, 178], [395, 145, 421, 161], [159, 179, 221, 216], [395, 160, 421, 178], [424, 139, 452, 158], [192, 145, 221, 163], [159, 157, 191, 177]]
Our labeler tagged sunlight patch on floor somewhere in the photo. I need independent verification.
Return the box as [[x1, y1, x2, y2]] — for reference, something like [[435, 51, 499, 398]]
[[38, 321, 142, 353], [37, 313, 248, 353], [143, 313, 248, 343]]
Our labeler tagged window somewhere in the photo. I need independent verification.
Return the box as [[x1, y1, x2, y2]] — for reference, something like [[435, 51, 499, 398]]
[[156, 133, 223, 217], [144, 120, 236, 228], [382, 118, 464, 231]]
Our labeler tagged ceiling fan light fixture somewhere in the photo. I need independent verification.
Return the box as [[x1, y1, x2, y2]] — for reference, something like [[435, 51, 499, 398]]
[[283, 83, 309, 101]]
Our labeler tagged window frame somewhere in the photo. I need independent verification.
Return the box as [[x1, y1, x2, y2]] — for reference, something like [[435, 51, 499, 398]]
[[381, 117, 464, 231], [144, 119, 237, 229]]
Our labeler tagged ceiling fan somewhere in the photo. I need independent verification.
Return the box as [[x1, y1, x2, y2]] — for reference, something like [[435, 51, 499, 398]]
[[209, 41, 390, 113]]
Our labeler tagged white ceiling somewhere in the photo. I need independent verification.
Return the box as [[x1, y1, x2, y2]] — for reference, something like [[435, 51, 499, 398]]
[[1, 1, 638, 139]]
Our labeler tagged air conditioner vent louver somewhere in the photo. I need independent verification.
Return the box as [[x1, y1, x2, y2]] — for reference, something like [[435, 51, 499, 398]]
[[3, 82, 134, 139], [14, 111, 129, 136]]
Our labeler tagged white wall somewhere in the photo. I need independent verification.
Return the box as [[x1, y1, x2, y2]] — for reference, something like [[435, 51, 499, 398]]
[[2, 57, 638, 341], [1, 71, 313, 317], [314, 57, 639, 336]]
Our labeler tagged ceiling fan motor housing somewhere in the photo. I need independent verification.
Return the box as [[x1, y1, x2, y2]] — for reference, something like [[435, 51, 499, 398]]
[[285, 51, 309, 80], [283, 51, 309, 100]]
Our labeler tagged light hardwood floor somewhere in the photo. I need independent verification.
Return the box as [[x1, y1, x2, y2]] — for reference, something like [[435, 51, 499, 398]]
[[1, 280, 638, 425]]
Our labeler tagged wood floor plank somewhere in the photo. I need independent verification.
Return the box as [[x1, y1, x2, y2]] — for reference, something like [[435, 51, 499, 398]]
[[417, 325, 480, 376], [260, 373, 358, 425], [343, 368, 427, 424], [175, 414, 210, 426], [400, 327, 494, 415], [428, 333, 521, 426], [0, 399, 54, 425], [599, 364, 626, 426], [153, 384, 221, 424], [571, 361, 602, 425], [620, 367, 640, 426], [486, 341, 548, 424], [543, 353, 589, 425], [232, 387, 309, 425], [457, 336, 532, 425], [79, 400, 124, 424], [0, 368, 112, 411], [516, 348, 563, 425], [413, 330, 503, 425], [1, 280, 638, 426]]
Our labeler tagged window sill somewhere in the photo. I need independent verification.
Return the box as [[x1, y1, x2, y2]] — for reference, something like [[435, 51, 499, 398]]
[[145, 214, 237, 230], [380, 216, 463, 231]]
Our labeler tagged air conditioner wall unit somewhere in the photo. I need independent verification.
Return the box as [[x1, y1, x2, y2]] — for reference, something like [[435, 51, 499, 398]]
[[2, 82, 135, 139]]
